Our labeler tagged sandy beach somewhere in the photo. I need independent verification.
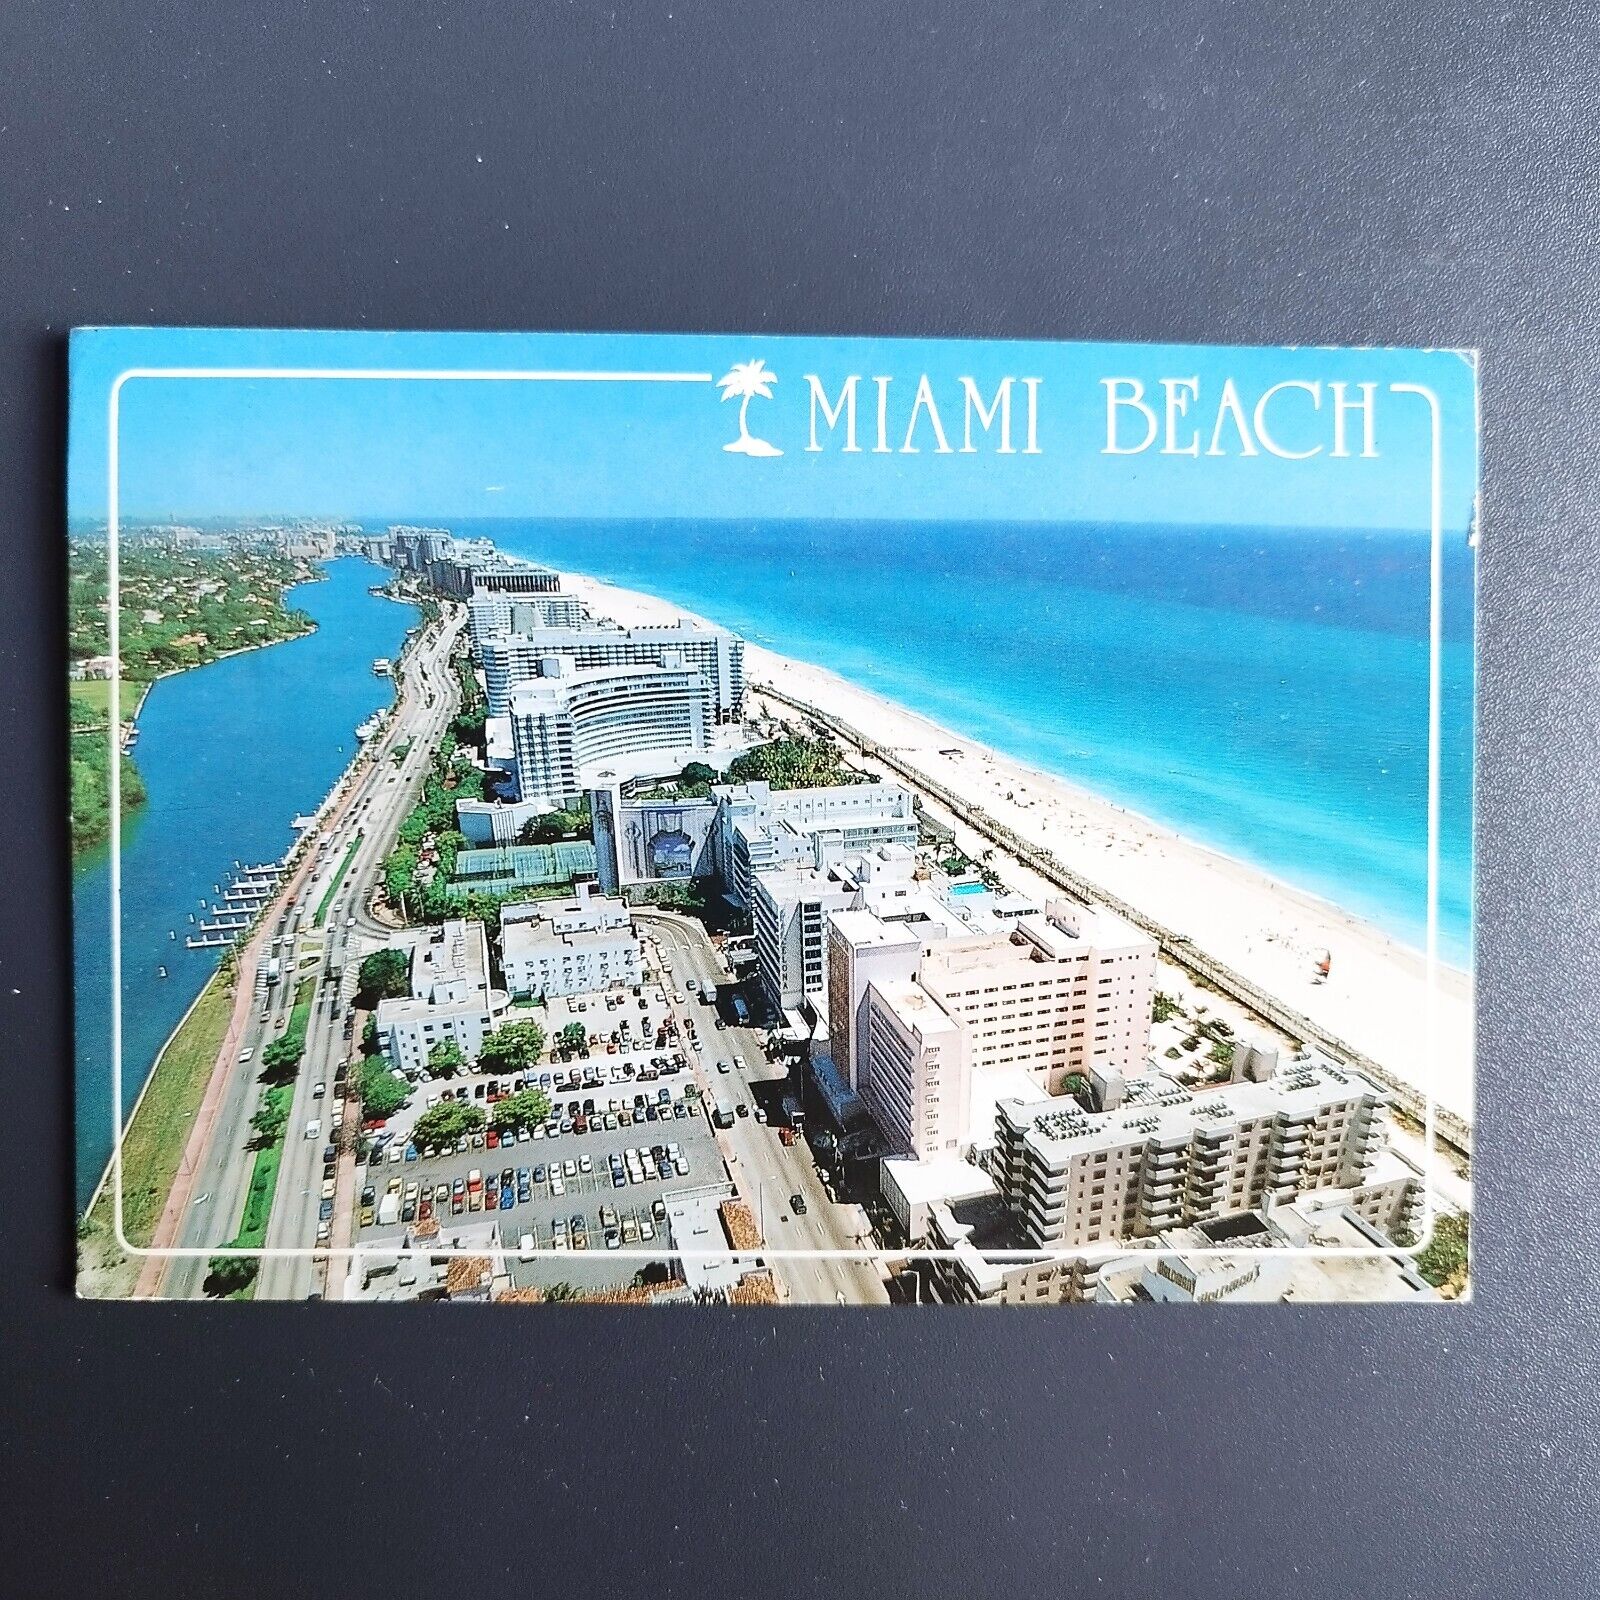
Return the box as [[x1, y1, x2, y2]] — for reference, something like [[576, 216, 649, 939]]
[[560, 572, 1474, 1129]]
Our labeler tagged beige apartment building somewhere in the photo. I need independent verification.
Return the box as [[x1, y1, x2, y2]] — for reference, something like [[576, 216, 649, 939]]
[[826, 899, 1158, 1160], [994, 1051, 1415, 1251]]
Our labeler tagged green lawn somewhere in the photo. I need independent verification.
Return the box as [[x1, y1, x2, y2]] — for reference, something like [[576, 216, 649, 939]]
[[314, 836, 362, 927], [69, 676, 146, 724], [287, 977, 315, 1036], [212, 1081, 295, 1301], [76, 967, 237, 1296]]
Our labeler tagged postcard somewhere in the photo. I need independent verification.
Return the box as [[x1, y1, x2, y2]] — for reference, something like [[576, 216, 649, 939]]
[[70, 328, 1476, 1304]]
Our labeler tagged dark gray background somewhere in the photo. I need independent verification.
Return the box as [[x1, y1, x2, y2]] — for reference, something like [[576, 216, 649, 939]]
[[3, 3, 1598, 1595]]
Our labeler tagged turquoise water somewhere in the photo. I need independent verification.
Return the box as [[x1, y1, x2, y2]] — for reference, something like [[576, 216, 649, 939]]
[[948, 882, 989, 897], [464, 517, 1475, 968], [73, 558, 417, 1207]]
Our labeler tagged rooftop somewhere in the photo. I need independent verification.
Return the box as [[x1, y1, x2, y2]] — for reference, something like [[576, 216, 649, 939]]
[[1000, 1052, 1388, 1158]]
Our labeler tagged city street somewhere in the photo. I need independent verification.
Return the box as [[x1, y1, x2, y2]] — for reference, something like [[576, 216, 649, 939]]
[[256, 603, 463, 1300], [638, 911, 890, 1305]]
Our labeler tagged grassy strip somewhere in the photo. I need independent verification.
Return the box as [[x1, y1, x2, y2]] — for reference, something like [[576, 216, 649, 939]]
[[211, 1081, 297, 1301], [76, 967, 237, 1297], [313, 836, 361, 928], [287, 977, 314, 1035]]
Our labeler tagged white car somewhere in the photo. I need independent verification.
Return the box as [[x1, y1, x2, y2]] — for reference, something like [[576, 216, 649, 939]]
[[549, 1175, 566, 1197], [639, 1220, 655, 1241], [238, 1047, 255, 1064], [303, 1119, 322, 1141], [563, 1159, 577, 1177], [517, 1232, 536, 1261]]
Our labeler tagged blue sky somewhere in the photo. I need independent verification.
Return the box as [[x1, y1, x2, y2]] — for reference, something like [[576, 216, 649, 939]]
[[69, 328, 1477, 533]]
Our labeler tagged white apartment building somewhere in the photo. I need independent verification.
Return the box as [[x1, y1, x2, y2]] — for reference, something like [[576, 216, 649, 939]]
[[748, 843, 1028, 1017], [374, 919, 499, 1076], [993, 1051, 1408, 1251], [506, 654, 714, 810], [826, 899, 1159, 1157], [750, 865, 858, 1014], [926, 1190, 1435, 1305], [498, 883, 643, 999], [468, 590, 587, 652], [715, 780, 920, 909], [481, 617, 745, 723]]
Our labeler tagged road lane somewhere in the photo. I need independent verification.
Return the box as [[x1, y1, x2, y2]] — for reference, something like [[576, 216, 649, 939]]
[[638, 911, 889, 1305]]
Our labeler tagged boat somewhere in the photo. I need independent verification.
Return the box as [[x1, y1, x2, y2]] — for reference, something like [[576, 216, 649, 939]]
[[157, 965, 168, 979]]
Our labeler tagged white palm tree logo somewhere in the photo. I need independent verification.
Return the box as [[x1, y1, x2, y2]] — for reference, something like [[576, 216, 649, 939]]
[[717, 358, 783, 457]]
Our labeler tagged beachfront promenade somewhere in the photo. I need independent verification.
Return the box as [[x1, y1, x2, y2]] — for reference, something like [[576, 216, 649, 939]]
[[754, 681, 1473, 1161]]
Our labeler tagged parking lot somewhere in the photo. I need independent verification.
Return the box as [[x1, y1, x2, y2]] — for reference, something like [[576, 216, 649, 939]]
[[353, 990, 728, 1289]]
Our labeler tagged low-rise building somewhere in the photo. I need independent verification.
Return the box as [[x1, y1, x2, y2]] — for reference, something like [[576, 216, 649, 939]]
[[714, 779, 920, 909], [374, 919, 499, 1075], [925, 1192, 1436, 1305], [499, 881, 642, 999]]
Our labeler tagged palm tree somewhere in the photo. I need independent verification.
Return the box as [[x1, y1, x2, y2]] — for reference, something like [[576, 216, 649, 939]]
[[717, 359, 783, 456]]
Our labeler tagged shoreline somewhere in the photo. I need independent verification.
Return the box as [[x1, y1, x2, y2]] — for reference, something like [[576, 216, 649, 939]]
[[70, 564, 323, 864], [75, 558, 412, 1222], [555, 567, 1474, 1127]]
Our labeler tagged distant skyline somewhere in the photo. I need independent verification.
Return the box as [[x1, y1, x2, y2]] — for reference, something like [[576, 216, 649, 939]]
[[70, 328, 1478, 534]]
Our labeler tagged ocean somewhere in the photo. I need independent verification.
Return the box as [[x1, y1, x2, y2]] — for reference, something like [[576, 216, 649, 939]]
[[465, 517, 1475, 968]]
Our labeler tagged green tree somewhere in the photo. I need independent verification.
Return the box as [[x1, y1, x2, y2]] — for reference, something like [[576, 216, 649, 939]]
[[491, 1087, 554, 1134], [1415, 1212, 1470, 1290], [427, 1038, 467, 1077], [249, 1099, 289, 1146], [357, 947, 411, 1004], [1152, 992, 1180, 1024], [204, 1255, 259, 1297], [477, 1019, 546, 1073], [261, 1030, 305, 1081], [556, 1021, 588, 1054], [726, 736, 864, 792], [358, 1057, 410, 1118], [680, 760, 719, 786], [412, 1100, 486, 1150]]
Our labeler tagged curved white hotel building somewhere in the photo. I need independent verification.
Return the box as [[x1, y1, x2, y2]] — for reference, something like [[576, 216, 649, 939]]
[[481, 617, 745, 722], [507, 653, 713, 810]]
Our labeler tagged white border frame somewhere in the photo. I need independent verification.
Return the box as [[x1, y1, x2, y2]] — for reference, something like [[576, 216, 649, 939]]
[[98, 362, 1457, 1276]]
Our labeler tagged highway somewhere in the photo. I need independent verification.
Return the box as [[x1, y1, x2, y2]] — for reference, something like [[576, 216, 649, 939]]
[[639, 912, 890, 1305], [161, 601, 463, 1298], [254, 604, 464, 1300]]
